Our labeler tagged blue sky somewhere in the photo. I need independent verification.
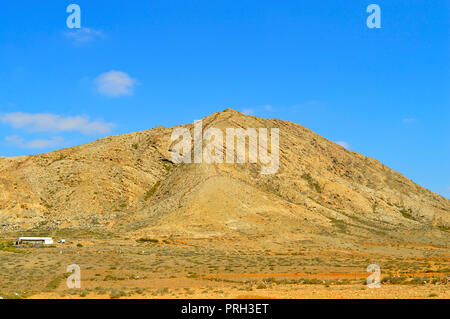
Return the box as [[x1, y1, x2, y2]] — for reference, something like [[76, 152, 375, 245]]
[[0, 0, 448, 197]]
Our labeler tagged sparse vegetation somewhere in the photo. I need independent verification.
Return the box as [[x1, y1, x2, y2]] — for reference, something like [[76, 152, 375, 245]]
[[399, 208, 416, 220], [301, 173, 322, 193], [144, 181, 161, 200], [45, 272, 71, 291], [329, 217, 347, 233], [136, 238, 159, 244], [0, 242, 26, 254]]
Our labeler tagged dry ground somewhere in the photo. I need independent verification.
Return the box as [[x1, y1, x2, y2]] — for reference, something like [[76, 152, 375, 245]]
[[0, 109, 448, 299], [0, 230, 448, 299]]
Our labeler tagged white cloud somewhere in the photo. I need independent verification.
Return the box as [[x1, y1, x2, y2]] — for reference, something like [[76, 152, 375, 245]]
[[5, 135, 64, 149], [402, 118, 417, 124], [336, 141, 350, 150], [0, 112, 114, 135], [291, 100, 327, 112], [239, 105, 274, 116], [65, 27, 104, 43], [94, 71, 138, 97]]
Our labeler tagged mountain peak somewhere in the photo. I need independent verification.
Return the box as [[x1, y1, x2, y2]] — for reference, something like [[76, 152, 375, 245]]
[[0, 109, 448, 240], [221, 108, 245, 115]]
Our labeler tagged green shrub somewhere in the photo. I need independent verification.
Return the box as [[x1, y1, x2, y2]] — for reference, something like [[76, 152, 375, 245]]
[[45, 272, 71, 291], [110, 289, 126, 299], [301, 173, 322, 193], [0, 242, 26, 254], [136, 238, 159, 244], [144, 181, 161, 200], [399, 208, 415, 220], [256, 283, 267, 289]]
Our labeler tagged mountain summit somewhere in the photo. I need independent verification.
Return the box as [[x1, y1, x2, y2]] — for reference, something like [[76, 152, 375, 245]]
[[0, 109, 448, 249]]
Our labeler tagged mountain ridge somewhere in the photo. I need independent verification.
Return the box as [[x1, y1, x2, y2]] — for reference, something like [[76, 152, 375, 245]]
[[0, 109, 448, 250]]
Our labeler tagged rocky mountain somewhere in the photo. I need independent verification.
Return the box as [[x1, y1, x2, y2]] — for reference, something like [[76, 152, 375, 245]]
[[0, 109, 448, 248]]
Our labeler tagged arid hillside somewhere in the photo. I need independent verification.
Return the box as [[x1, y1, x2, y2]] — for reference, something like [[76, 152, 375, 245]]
[[0, 109, 448, 249]]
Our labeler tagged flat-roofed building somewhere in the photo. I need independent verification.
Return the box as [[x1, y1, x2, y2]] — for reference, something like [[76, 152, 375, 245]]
[[16, 237, 53, 245]]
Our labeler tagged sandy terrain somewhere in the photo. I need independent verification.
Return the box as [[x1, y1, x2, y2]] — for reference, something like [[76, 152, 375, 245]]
[[0, 235, 448, 299]]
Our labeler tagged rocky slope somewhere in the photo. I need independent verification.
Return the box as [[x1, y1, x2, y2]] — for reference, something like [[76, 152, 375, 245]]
[[0, 109, 448, 248]]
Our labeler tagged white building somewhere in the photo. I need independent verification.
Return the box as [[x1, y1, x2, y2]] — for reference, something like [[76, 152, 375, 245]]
[[16, 237, 53, 245]]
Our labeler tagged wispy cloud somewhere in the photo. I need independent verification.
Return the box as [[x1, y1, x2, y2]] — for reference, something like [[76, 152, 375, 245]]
[[292, 100, 326, 109], [94, 70, 138, 97], [0, 112, 114, 135], [5, 135, 64, 149], [65, 27, 104, 43], [241, 105, 274, 116], [335, 141, 350, 150], [402, 118, 417, 124]]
